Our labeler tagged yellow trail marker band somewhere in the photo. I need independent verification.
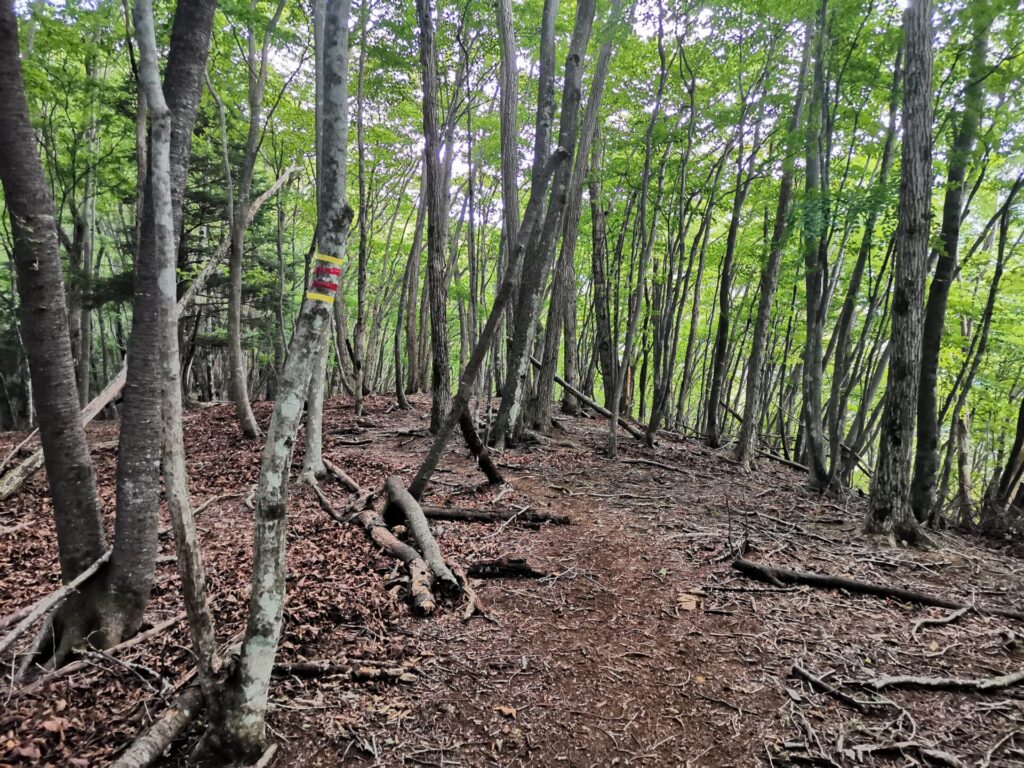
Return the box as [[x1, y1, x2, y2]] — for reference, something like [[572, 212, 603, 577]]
[[316, 253, 344, 266], [306, 292, 335, 304]]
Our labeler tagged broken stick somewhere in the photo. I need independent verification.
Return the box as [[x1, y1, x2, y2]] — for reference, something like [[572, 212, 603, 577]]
[[531, 355, 646, 441]]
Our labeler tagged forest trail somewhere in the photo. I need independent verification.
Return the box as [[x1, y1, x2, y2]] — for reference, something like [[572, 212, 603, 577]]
[[2, 395, 1023, 767]]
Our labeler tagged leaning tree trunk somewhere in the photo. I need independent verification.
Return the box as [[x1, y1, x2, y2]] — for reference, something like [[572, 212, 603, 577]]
[[219, 0, 354, 757], [0, 0, 107, 593], [910, 0, 990, 522], [865, 0, 933, 546]]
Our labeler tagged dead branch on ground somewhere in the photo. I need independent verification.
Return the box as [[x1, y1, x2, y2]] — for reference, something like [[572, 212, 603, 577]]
[[732, 556, 1024, 621]]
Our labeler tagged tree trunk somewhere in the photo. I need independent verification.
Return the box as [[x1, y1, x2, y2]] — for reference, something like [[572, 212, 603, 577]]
[[529, 0, 626, 431], [133, 0, 221, 722], [491, 0, 565, 447], [304, 0, 351, 477], [219, 0, 353, 755], [910, 1, 991, 521], [227, 0, 286, 439], [799, 0, 830, 487], [736, 28, 810, 468], [865, 0, 933, 546], [0, 0, 107, 593], [415, 0, 453, 433]]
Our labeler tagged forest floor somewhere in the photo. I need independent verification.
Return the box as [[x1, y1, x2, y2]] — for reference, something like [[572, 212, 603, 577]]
[[1, 393, 1023, 767]]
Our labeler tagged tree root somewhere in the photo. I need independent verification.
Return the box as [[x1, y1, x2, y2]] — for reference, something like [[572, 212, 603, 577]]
[[1, 549, 111, 661], [863, 668, 1024, 692], [732, 556, 1024, 621]]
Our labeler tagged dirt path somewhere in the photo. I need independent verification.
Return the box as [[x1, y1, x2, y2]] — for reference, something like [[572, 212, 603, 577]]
[[2, 395, 1023, 766]]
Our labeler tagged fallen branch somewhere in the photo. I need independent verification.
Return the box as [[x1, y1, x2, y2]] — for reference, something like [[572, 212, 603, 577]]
[[310, 479, 435, 615], [0, 549, 112, 657], [732, 556, 1024, 621], [108, 685, 204, 768], [0, 427, 39, 477], [13, 613, 185, 697], [385, 476, 461, 597], [533, 356, 646, 441], [420, 505, 570, 526], [863, 668, 1024, 692], [467, 557, 549, 579]]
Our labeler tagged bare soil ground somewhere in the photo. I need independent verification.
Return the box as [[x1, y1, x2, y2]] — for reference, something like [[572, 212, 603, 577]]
[[1, 393, 1023, 767]]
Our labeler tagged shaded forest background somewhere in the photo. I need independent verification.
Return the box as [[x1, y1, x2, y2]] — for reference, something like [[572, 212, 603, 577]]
[[3, 0, 1022, 534]]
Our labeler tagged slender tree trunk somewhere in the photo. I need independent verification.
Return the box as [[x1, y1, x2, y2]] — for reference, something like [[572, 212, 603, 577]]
[[530, 0, 626, 430], [826, 47, 901, 484], [866, 0, 933, 546], [220, 0, 353, 756], [491, 0, 563, 446], [352, 0, 369, 417], [415, 0, 453, 433], [911, 1, 991, 521], [304, 0, 351, 476], [228, 0, 286, 439], [589, 133, 618, 409], [800, 1, 830, 487], [736, 28, 811, 468], [97, 0, 219, 652], [133, 0, 221, 724]]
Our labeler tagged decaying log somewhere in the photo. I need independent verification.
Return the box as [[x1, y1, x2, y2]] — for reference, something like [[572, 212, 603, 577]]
[[108, 685, 204, 768], [531, 356, 646, 441], [385, 476, 461, 597], [458, 410, 504, 485], [421, 505, 570, 526], [732, 556, 1024, 621], [310, 480, 435, 615], [0, 549, 112, 658], [864, 668, 1024, 692], [468, 557, 549, 579]]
